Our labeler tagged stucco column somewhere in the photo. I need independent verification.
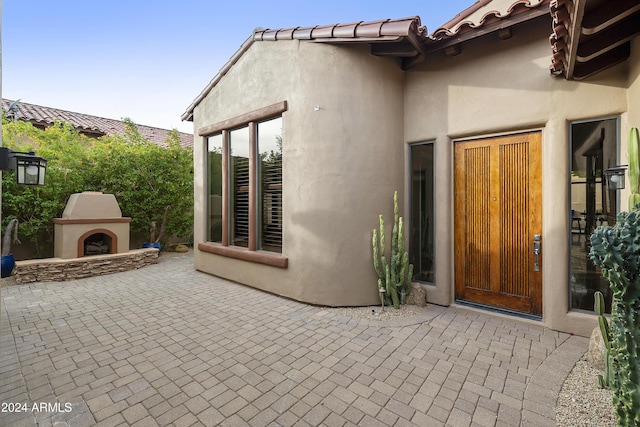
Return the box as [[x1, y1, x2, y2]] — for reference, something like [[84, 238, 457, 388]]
[[543, 118, 582, 332], [427, 134, 453, 306], [544, 117, 600, 335]]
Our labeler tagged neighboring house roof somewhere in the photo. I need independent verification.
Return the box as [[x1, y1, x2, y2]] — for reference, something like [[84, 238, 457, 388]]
[[2, 99, 193, 148], [549, 0, 640, 80]]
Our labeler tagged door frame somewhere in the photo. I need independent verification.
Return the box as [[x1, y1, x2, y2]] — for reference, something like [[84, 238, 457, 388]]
[[453, 130, 543, 316]]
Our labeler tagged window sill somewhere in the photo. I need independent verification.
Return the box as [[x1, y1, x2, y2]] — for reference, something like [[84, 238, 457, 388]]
[[198, 242, 288, 268]]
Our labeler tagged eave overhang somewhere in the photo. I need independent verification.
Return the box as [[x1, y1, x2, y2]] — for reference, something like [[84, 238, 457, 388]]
[[550, 0, 640, 80], [253, 17, 429, 68], [427, 0, 551, 56]]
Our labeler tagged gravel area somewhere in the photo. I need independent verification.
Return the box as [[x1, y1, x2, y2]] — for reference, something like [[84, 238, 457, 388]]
[[556, 357, 617, 426], [327, 303, 428, 320]]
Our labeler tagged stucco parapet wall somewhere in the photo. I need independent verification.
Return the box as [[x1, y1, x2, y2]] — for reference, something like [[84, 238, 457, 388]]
[[13, 249, 158, 284]]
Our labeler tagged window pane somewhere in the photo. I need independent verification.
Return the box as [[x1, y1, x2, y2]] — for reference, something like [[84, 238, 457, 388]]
[[258, 117, 283, 253], [570, 118, 618, 313], [410, 143, 435, 283], [230, 127, 250, 248], [207, 134, 223, 243]]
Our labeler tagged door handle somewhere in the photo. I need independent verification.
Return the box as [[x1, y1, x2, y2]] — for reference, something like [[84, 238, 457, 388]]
[[533, 234, 541, 272]]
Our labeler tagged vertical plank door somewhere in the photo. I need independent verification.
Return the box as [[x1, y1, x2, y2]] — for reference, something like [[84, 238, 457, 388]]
[[454, 132, 542, 315]]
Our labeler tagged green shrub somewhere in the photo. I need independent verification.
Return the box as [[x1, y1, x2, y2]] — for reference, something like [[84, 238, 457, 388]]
[[2, 118, 193, 257]]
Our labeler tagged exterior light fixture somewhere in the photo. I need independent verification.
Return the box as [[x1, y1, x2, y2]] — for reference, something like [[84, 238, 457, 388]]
[[604, 165, 627, 190], [0, 147, 47, 186]]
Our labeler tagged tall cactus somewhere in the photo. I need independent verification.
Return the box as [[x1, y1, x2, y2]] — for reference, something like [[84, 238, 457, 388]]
[[372, 191, 414, 309], [628, 127, 640, 210], [590, 211, 640, 426]]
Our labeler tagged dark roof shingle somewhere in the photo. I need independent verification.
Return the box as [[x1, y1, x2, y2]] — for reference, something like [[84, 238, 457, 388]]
[[2, 99, 193, 148]]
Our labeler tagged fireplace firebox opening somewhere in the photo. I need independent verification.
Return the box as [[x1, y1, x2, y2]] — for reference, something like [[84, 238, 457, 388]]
[[78, 229, 118, 258]]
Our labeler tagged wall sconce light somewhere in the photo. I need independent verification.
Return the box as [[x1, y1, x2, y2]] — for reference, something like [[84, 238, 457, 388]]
[[604, 165, 627, 190], [0, 147, 48, 186]]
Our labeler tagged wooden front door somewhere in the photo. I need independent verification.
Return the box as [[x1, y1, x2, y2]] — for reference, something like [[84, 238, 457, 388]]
[[454, 132, 542, 315]]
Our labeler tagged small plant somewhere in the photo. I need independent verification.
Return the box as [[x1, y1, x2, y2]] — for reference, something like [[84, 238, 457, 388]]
[[594, 291, 613, 389], [2, 219, 21, 256], [372, 191, 414, 309]]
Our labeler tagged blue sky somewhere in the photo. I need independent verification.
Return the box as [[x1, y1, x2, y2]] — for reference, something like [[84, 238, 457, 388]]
[[3, 1, 474, 133]]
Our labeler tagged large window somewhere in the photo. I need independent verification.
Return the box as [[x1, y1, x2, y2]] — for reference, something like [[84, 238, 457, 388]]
[[203, 101, 287, 266], [570, 117, 619, 313], [409, 143, 435, 283]]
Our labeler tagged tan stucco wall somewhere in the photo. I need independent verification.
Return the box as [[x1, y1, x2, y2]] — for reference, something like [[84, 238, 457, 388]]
[[192, 40, 405, 306], [405, 17, 629, 336], [191, 16, 637, 335]]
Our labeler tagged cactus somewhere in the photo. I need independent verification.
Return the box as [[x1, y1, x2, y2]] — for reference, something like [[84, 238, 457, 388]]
[[594, 291, 613, 389], [629, 128, 640, 210], [590, 210, 640, 426], [372, 191, 414, 309]]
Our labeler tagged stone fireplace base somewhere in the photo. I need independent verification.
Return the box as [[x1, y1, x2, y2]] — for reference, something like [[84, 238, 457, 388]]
[[13, 249, 159, 284]]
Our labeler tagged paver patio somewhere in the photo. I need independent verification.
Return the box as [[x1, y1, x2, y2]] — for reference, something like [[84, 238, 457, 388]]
[[1, 253, 587, 426]]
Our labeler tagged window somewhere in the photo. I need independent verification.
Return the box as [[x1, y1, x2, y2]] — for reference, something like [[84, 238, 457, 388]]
[[202, 101, 287, 267], [257, 118, 283, 252], [409, 143, 435, 283], [230, 127, 251, 248], [569, 117, 619, 313], [207, 134, 223, 243]]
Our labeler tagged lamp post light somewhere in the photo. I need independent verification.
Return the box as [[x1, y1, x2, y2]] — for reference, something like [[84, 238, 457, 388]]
[[0, 147, 47, 186]]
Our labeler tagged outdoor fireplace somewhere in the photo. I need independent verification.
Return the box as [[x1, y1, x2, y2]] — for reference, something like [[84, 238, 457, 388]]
[[54, 192, 131, 259]]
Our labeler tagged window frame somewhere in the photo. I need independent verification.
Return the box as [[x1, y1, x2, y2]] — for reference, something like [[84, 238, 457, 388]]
[[567, 116, 620, 313], [199, 101, 288, 268], [409, 141, 436, 285]]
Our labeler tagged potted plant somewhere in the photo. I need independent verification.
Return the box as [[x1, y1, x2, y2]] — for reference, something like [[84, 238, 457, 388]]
[[142, 205, 170, 252], [1, 219, 21, 278]]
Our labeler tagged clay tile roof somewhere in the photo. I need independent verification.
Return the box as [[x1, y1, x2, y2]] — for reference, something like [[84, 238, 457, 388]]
[[253, 16, 427, 44], [549, 0, 640, 80], [430, 0, 550, 50], [431, 0, 549, 40], [2, 99, 193, 148]]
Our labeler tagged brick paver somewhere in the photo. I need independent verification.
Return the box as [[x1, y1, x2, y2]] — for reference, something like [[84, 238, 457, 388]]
[[1, 254, 587, 426]]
